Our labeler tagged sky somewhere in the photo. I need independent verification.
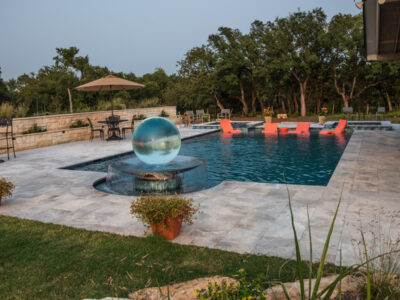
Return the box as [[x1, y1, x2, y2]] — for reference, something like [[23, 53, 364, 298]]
[[0, 0, 359, 80]]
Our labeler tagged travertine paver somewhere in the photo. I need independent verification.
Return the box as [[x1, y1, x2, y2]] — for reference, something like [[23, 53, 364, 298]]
[[0, 129, 399, 266]]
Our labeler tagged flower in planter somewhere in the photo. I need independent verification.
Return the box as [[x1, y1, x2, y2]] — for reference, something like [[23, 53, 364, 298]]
[[319, 107, 328, 116], [130, 193, 199, 239], [263, 107, 273, 117], [0, 178, 14, 206]]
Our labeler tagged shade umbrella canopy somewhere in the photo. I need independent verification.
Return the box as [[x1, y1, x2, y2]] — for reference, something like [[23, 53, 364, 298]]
[[75, 74, 145, 91], [75, 74, 145, 116]]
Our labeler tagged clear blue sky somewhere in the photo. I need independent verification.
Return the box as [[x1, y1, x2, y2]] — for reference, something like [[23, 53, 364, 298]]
[[0, 0, 359, 80]]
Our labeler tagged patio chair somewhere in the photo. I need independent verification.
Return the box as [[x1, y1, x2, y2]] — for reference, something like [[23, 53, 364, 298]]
[[343, 107, 358, 120], [217, 108, 231, 120], [320, 120, 347, 135], [122, 115, 136, 139], [184, 110, 195, 126], [0, 118, 16, 160], [87, 118, 104, 141], [220, 119, 241, 134], [195, 109, 205, 122], [288, 122, 310, 135], [376, 107, 385, 120], [262, 123, 278, 134]]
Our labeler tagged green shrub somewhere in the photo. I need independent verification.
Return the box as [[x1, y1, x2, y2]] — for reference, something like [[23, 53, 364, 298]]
[[385, 111, 400, 118], [327, 113, 346, 120], [0, 103, 14, 118], [135, 97, 160, 108], [136, 114, 146, 120], [96, 101, 112, 111], [0, 178, 14, 200], [69, 119, 89, 128], [159, 110, 169, 117], [97, 98, 126, 111], [14, 105, 29, 118], [130, 194, 199, 228], [195, 269, 266, 299], [248, 111, 257, 117], [23, 123, 47, 134], [355, 215, 400, 299], [112, 98, 127, 110]]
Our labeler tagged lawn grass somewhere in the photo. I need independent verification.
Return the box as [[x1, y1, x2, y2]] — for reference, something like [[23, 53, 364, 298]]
[[0, 215, 336, 299]]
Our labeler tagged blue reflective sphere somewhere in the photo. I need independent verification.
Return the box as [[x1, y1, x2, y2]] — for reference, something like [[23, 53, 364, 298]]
[[132, 117, 181, 164]]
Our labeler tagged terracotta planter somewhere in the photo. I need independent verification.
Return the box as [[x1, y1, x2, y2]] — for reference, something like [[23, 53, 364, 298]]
[[150, 217, 183, 240], [264, 116, 272, 123], [319, 116, 326, 125]]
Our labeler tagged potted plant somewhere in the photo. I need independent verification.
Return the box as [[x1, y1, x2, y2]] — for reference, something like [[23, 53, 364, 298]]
[[263, 107, 273, 123], [130, 194, 199, 240], [319, 107, 328, 124], [159, 110, 169, 118], [0, 178, 14, 206]]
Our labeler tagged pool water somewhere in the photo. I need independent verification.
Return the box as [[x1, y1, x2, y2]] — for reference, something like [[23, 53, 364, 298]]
[[65, 129, 351, 187]]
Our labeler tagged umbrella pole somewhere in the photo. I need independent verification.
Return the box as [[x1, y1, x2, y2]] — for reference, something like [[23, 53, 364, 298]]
[[110, 87, 114, 116]]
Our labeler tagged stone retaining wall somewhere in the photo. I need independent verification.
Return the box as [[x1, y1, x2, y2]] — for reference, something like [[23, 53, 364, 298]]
[[11, 106, 176, 134], [0, 106, 176, 154]]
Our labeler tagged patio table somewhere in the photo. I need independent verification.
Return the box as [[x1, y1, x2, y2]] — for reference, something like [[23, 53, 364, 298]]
[[98, 119, 128, 141]]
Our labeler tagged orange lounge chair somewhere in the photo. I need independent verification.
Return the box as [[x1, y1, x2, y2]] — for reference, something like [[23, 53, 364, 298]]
[[320, 120, 347, 135], [288, 122, 310, 135], [220, 120, 241, 134], [262, 123, 278, 134]]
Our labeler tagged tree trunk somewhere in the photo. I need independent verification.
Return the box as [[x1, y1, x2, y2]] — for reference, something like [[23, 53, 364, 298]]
[[281, 97, 287, 113], [238, 78, 249, 116], [212, 93, 224, 111], [316, 98, 321, 114], [291, 70, 308, 117], [256, 90, 265, 112], [299, 82, 307, 117], [251, 89, 257, 113], [287, 94, 292, 114], [67, 88, 73, 113], [293, 91, 299, 114], [385, 91, 393, 112], [333, 65, 352, 108], [342, 95, 349, 108]]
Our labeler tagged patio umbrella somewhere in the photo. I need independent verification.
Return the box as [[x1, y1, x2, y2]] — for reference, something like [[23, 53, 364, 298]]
[[75, 74, 145, 115]]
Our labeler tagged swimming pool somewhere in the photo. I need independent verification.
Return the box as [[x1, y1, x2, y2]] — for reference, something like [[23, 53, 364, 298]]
[[65, 129, 351, 187]]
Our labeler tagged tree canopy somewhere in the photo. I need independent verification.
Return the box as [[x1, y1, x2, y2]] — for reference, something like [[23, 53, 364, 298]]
[[1, 8, 400, 118]]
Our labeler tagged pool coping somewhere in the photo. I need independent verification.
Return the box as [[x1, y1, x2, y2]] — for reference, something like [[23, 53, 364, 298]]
[[192, 120, 263, 130]]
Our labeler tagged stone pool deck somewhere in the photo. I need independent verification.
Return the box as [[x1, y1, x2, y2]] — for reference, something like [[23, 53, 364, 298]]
[[0, 128, 399, 266]]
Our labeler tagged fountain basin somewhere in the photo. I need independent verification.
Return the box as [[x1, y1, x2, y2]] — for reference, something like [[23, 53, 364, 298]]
[[95, 155, 207, 196]]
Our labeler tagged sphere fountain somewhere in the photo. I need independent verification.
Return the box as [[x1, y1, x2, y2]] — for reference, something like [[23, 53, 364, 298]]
[[98, 117, 207, 195]]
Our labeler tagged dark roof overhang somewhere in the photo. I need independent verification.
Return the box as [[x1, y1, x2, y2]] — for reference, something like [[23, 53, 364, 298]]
[[364, 0, 400, 61]]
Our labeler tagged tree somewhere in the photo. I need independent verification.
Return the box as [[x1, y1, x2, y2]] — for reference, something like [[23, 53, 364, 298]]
[[178, 45, 225, 110], [369, 62, 400, 111], [328, 14, 378, 109], [0, 68, 10, 103], [209, 27, 251, 116], [268, 8, 328, 116]]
